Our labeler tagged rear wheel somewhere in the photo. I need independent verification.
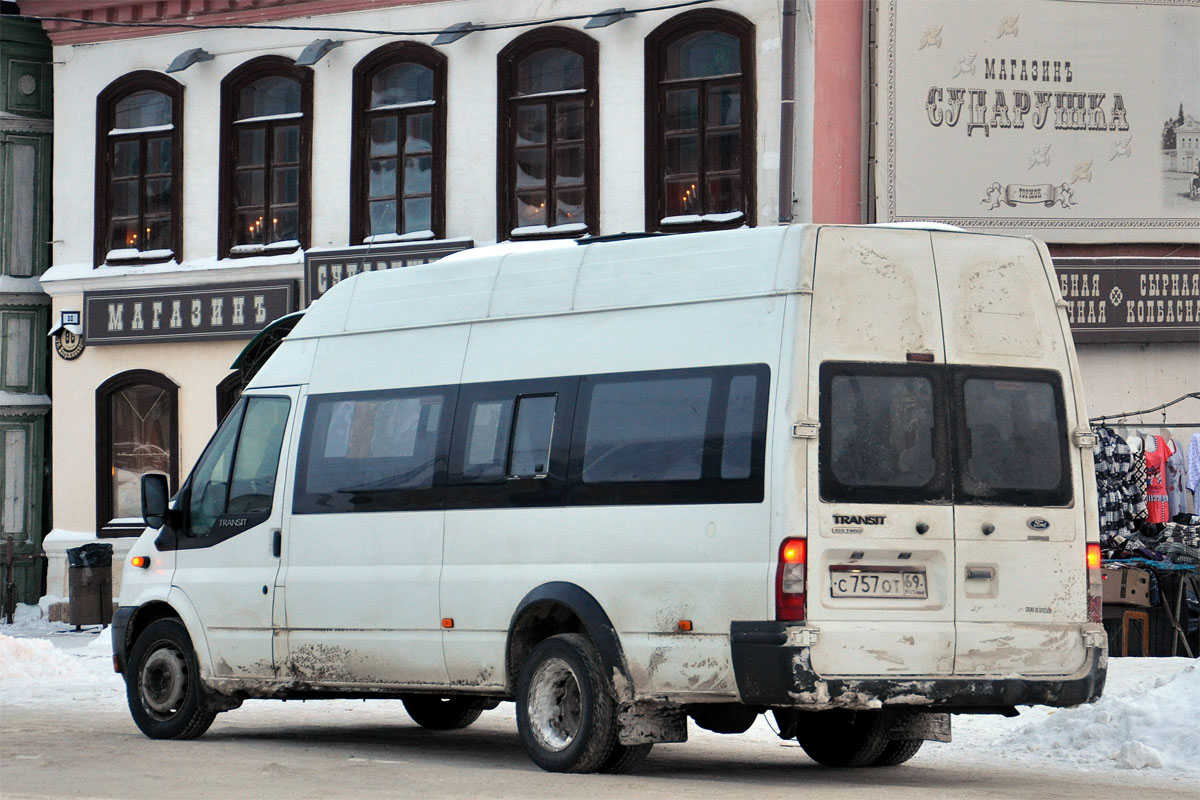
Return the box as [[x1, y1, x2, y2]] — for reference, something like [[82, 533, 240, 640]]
[[516, 633, 621, 773], [599, 742, 653, 774], [125, 618, 217, 740], [794, 710, 889, 767], [401, 695, 485, 730], [871, 738, 924, 766]]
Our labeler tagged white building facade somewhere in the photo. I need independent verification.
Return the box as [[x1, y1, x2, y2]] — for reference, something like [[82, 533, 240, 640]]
[[22, 0, 1198, 601], [25, 0, 857, 596]]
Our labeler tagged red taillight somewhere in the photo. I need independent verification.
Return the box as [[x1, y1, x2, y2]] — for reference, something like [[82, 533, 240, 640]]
[[1086, 543, 1103, 623], [776, 537, 807, 621]]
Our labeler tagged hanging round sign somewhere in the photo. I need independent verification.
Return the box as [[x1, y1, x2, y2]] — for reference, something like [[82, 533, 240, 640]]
[[54, 329, 86, 360]]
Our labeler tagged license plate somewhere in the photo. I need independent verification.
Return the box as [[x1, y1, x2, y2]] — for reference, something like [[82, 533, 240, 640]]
[[829, 567, 927, 599]]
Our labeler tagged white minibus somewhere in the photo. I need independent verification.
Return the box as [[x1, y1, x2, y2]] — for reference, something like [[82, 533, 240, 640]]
[[115, 224, 1106, 773]]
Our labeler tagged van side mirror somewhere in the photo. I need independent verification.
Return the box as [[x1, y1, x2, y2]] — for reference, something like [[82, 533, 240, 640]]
[[141, 474, 171, 529]]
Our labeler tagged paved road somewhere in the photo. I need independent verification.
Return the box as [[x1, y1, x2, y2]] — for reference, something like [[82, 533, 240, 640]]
[[3, 699, 1194, 799]]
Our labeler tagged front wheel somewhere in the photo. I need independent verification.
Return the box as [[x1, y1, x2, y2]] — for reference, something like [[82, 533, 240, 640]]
[[794, 710, 889, 767], [516, 633, 622, 773], [125, 618, 217, 740], [401, 695, 485, 730]]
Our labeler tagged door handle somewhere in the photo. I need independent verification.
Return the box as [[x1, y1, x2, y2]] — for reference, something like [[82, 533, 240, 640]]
[[272, 529, 281, 558], [966, 566, 995, 580]]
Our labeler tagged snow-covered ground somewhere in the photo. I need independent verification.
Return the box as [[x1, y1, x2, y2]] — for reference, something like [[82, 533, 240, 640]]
[[3, 603, 1197, 778]]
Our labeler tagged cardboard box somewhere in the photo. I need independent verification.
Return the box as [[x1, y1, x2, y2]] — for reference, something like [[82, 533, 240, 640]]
[[1101, 566, 1152, 607]]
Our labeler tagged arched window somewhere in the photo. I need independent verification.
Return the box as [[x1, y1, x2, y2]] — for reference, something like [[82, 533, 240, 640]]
[[351, 43, 446, 243], [645, 11, 755, 232], [220, 56, 312, 257], [498, 28, 599, 239], [96, 370, 178, 537], [216, 372, 246, 424], [94, 72, 183, 266]]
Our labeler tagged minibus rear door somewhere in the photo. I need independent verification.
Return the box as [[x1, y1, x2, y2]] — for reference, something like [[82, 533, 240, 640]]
[[931, 234, 1089, 676], [805, 227, 956, 677]]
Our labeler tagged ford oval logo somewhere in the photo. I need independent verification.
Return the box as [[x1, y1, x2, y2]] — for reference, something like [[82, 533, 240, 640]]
[[1027, 517, 1051, 531]]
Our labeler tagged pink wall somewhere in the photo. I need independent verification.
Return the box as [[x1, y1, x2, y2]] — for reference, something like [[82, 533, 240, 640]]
[[812, 0, 865, 223]]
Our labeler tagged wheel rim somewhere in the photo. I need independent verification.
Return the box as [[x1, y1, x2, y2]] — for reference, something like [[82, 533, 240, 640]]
[[527, 657, 582, 752], [139, 642, 189, 721]]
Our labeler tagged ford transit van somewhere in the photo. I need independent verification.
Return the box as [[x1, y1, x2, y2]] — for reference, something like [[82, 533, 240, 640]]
[[114, 224, 1106, 773]]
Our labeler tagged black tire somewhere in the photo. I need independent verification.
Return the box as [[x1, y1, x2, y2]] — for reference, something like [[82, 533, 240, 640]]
[[125, 618, 217, 740], [794, 710, 889, 767], [599, 743, 653, 774], [401, 695, 485, 730], [516, 633, 620, 773], [871, 738, 924, 766]]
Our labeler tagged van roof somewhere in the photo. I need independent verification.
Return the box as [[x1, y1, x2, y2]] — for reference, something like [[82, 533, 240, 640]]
[[286, 224, 1032, 341], [289, 225, 808, 340]]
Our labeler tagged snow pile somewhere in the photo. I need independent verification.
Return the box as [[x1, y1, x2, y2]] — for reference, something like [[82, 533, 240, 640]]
[[1002, 661, 1200, 772], [0, 634, 101, 682], [10, 595, 65, 626]]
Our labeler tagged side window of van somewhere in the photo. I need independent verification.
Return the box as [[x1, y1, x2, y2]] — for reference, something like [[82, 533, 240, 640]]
[[187, 396, 291, 537], [510, 395, 556, 478], [582, 376, 712, 483], [227, 398, 291, 515], [462, 399, 514, 481], [721, 374, 758, 480], [448, 380, 575, 509], [460, 394, 559, 481], [294, 388, 452, 513], [569, 365, 769, 505], [188, 401, 246, 537]]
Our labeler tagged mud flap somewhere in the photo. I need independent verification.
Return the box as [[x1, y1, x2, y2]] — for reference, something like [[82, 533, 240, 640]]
[[889, 711, 951, 743], [617, 700, 688, 745]]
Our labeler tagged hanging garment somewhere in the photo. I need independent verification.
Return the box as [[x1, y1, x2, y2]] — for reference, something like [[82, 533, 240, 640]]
[[1189, 433, 1200, 512], [1166, 440, 1186, 518], [1143, 435, 1169, 524], [1129, 447, 1149, 526], [1093, 427, 1140, 551]]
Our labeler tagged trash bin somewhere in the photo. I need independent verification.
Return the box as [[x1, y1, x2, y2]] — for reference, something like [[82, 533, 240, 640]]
[[66, 543, 113, 628]]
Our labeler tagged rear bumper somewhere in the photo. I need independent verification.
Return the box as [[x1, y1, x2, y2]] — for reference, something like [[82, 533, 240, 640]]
[[730, 621, 1107, 711]]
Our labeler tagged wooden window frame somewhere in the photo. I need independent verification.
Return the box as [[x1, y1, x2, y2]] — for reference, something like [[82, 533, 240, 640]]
[[218, 56, 313, 259], [95, 369, 179, 538], [216, 371, 247, 424], [93, 72, 184, 267], [644, 10, 756, 233], [350, 43, 447, 244], [497, 27, 600, 241]]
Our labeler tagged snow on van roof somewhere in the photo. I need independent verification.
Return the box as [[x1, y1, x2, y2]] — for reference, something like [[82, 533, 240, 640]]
[[869, 221, 967, 233], [435, 238, 579, 264]]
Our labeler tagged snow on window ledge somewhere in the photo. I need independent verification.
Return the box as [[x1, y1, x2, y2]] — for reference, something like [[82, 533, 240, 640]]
[[363, 230, 436, 244], [109, 123, 174, 136], [234, 112, 304, 125], [509, 223, 589, 239], [104, 248, 174, 264], [660, 211, 745, 227], [367, 100, 436, 112], [230, 239, 302, 256]]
